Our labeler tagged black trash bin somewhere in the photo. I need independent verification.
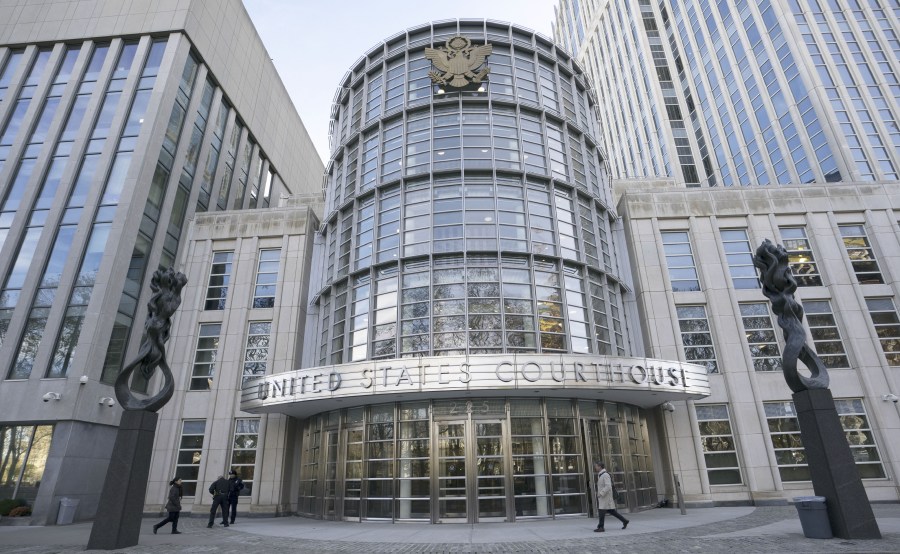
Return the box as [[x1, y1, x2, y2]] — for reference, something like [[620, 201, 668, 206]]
[[793, 496, 832, 539]]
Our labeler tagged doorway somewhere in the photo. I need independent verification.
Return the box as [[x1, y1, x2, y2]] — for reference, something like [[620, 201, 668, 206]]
[[434, 417, 507, 523]]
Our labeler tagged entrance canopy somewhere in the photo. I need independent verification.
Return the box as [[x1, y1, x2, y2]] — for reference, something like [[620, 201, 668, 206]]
[[241, 354, 710, 418]]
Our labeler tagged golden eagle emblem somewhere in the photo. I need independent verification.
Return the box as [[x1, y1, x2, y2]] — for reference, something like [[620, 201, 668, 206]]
[[425, 36, 492, 88]]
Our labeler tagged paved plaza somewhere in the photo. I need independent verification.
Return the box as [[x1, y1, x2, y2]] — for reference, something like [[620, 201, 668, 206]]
[[1, 504, 899, 553]]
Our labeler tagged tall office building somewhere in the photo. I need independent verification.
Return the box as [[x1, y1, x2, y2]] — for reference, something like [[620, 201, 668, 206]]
[[554, 0, 900, 508], [0, 0, 323, 524], [553, 0, 900, 187]]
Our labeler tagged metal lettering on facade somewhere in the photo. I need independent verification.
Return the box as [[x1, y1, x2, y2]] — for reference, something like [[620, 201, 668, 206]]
[[247, 354, 708, 409]]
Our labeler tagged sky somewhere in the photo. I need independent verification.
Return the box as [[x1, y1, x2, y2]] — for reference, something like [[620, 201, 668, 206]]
[[242, 0, 558, 164]]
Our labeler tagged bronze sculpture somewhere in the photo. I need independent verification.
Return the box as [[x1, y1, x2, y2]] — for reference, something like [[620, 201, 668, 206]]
[[753, 238, 879, 539], [89, 267, 187, 549], [752, 238, 829, 393], [114, 267, 188, 412]]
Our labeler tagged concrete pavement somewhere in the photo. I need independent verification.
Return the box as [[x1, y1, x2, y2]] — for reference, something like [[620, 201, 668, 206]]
[[1, 504, 899, 553]]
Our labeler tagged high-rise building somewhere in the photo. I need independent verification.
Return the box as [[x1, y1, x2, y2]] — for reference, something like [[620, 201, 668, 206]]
[[554, 0, 900, 509], [0, 0, 322, 524], [553, 0, 900, 187], [155, 20, 709, 523]]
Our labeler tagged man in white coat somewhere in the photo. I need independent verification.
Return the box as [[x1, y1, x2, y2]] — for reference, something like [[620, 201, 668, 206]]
[[594, 461, 629, 532]]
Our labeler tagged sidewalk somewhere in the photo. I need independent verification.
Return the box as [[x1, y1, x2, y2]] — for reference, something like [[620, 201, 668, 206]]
[[1, 504, 899, 553]]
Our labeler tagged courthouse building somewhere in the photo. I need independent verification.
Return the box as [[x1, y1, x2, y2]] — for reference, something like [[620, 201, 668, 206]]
[[153, 19, 898, 522], [1, 6, 898, 528], [0, 0, 322, 525], [150, 20, 710, 523]]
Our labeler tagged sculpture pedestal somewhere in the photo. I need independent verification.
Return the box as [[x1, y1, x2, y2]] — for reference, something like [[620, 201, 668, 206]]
[[793, 388, 881, 539], [86, 411, 158, 550]]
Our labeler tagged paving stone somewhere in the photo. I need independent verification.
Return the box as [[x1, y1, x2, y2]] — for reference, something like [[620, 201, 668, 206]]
[[1, 505, 898, 553]]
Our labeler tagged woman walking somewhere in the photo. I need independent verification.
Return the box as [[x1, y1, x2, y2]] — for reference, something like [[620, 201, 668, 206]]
[[153, 478, 183, 534], [594, 462, 629, 532]]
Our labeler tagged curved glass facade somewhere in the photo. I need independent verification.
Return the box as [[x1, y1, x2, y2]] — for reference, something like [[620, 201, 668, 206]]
[[298, 20, 651, 523], [313, 20, 632, 366]]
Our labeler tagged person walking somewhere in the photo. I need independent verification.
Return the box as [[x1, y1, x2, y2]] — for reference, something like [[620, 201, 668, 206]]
[[594, 461, 629, 532], [226, 469, 244, 524], [207, 474, 230, 528], [152, 478, 183, 535]]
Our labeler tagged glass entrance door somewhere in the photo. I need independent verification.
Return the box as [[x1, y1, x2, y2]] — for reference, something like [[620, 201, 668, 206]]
[[435, 417, 508, 522], [436, 420, 467, 522], [582, 419, 602, 516], [582, 413, 627, 511], [474, 419, 506, 521]]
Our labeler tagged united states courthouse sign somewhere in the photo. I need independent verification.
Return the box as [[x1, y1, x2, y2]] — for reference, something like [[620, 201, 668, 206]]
[[241, 354, 710, 417]]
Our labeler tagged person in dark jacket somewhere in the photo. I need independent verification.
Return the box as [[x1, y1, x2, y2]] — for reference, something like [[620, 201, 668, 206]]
[[207, 475, 230, 527], [227, 469, 245, 524], [153, 478, 183, 535]]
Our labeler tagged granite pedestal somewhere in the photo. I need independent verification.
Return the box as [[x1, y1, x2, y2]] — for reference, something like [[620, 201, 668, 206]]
[[86, 410, 159, 550], [793, 388, 881, 539]]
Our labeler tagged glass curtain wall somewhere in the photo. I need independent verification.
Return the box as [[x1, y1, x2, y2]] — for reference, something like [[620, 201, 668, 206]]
[[314, 21, 631, 368]]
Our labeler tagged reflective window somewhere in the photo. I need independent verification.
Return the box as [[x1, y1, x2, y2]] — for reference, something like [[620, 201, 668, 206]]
[[779, 227, 822, 286], [514, 52, 538, 103], [661, 231, 700, 292], [719, 229, 758, 289], [803, 300, 849, 370], [242, 321, 271, 383], [765, 399, 885, 482], [739, 302, 782, 372], [695, 405, 742, 485], [189, 323, 221, 391], [205, 252, 234, 310], [230, 419, 259, 495], [174, 420, 206, 496], [839, 224, 883, 284], [372, 266, 398, 359], [0, 424, 52, 504], [676, 305, 717, 374], [252, 249, 281, 309], [865, 297, 900, 367]]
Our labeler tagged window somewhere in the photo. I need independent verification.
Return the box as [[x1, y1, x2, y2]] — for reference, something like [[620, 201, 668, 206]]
[[739, 303, 782, 372], [0, 424, 52, 504], [779, 227, 822, 286], [676, 306, 718, 373], [661, 231, 700, 291], [865, 298, 900, 366], [230, 419, 259, 495], [243, 321, 271, 383], [803, 300, 849, 369], [720, 229, 758, 289], [765, 399, 885, 482], [205, 252, 234, 310], [695, 405, 742, 485], [838, 224, 883, 284], [189, 324, 221, 390], [174, 420, 205, 496], [252, 249, 280, 309]]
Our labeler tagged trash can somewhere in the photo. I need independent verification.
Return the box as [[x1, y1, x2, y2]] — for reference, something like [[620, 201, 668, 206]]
[[793, 496, 832, 539], [56, 498, 79, 525]]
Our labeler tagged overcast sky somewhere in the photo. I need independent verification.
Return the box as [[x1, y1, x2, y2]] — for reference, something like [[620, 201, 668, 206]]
[[242, 0, 558, 164]]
